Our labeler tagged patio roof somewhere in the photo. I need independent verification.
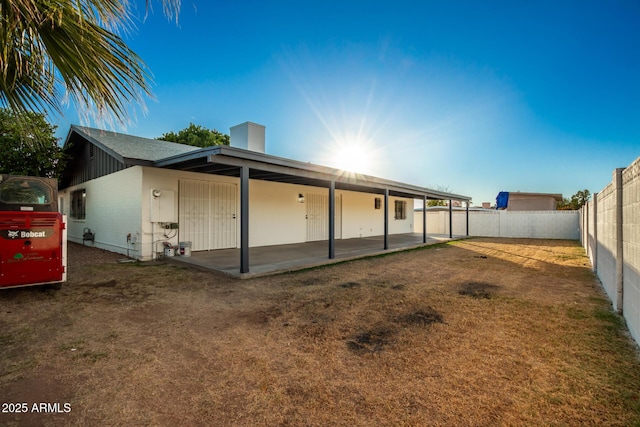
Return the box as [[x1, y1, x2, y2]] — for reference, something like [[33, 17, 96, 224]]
[[155, 145, 472, 202]]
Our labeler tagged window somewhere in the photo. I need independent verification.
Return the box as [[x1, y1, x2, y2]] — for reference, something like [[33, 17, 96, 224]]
[[374, 197, 381, 210], [71, 189, 86, 219], [394, 200, 407, 220], [0, 177, 53, 205]]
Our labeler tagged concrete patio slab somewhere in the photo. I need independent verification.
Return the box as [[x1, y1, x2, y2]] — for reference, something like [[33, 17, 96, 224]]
[[165, 233, 466, 278]]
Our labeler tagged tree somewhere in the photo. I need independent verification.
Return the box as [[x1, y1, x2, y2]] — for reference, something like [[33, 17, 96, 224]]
[[557, 189, 591, 210], [157, 123, 230, 147], [0, 1, 180, 125], [427, 185, 451, 207], [0, 108, 66, 179]]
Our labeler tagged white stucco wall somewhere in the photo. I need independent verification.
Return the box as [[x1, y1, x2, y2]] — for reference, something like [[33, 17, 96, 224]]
[[340, 191, 384, 238], [249, 184, 414, 245], [60, 167, 143, 257], [248, 180, 307, 247]]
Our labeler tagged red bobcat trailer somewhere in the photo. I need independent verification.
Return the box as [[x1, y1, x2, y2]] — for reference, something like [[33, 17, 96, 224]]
[[0, 175, 67, 289]]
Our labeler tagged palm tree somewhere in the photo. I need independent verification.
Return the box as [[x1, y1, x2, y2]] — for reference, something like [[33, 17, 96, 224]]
[[0, 0, 180, 124]]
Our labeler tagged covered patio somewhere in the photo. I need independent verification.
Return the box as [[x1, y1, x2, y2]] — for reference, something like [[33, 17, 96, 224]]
[[165, 232, 465, 278], [157, 144, 472, 276]]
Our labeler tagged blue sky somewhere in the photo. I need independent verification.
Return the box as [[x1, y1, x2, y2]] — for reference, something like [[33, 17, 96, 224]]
[[56, 0, 639, 205]]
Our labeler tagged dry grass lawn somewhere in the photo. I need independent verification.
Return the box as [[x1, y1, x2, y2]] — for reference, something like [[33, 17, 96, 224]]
[[1, 238, 640, 426]]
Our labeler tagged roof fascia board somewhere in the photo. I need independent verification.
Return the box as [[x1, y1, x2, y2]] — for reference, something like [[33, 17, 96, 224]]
[[214, 147, 472, 201], [208, 153, 470, 201], [155, 145, 223, 166]]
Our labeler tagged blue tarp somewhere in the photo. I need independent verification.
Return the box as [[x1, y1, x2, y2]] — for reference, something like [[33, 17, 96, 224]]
[[496, 191, 509, 209]]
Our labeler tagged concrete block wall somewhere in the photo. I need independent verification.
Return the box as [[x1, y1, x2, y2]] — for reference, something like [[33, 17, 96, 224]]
[[622, 159, 640, 343], [414, 210, 579, 239], [595, 181, 619, 308], [580, 156, 640, 347]]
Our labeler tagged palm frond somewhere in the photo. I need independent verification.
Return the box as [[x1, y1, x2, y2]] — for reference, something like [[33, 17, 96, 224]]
[[0, 0, 180, 125]]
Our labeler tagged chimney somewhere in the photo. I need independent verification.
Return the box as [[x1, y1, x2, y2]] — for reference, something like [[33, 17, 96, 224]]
[[230, 122, 265, 153]]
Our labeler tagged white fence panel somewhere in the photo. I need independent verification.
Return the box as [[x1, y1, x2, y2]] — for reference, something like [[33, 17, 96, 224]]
[[415, 210, 579, 239]]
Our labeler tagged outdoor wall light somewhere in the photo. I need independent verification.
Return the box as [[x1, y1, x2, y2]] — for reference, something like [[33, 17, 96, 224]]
[[298, 193, 305, 203]]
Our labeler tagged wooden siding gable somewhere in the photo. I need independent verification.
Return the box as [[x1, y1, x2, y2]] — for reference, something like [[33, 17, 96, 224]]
[[61, 126, 199, 188]]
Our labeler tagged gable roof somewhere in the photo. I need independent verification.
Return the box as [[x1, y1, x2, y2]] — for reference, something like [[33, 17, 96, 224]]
[[65, 125, 199, 163]]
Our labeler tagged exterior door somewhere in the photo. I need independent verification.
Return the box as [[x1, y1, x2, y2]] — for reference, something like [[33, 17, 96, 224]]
[[179, 180, 237, 250], [306, 192, 342, 242], [210, 182, 237, 249]]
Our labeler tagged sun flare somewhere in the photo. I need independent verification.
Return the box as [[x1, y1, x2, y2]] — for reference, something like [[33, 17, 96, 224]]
[[334, 143, 373, 173]]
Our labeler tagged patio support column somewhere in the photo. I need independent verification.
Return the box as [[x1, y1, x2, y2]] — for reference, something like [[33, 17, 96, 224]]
[[422, 196, 427, 243], [240, 166, 249, 274], [466, 201, 469, 236], [328, 180, 335, 259], [449, 199, 453, 238], [384, 189, 389, 250]]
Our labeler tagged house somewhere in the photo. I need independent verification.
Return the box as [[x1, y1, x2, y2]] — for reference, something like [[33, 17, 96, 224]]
[[59, 122, 471, 273], [495, 191, 563, 211]]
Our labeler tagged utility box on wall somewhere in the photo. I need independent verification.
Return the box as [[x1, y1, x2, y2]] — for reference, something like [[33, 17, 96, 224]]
[[150, 189, 176, 222]]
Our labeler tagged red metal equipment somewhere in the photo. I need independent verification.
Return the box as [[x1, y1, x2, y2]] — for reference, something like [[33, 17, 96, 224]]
[[0, 175, 67, 289]]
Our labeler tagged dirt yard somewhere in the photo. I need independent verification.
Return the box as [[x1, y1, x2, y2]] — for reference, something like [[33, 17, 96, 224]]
[[1, 238, 640, 426]]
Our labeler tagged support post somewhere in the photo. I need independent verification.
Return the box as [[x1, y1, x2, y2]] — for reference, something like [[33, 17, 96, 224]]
[[240, 166, 249, 274], [422, 196, 427, 243], [384, 189, 389, 250], [466, 201, 469, 236], [329, 181, 335, 259], [449, 200, 453, 239]]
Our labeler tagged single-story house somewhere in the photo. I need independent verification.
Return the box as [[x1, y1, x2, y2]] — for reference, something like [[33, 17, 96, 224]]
[[59, 122, 471, 273], [495, 191, 563, 211]]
